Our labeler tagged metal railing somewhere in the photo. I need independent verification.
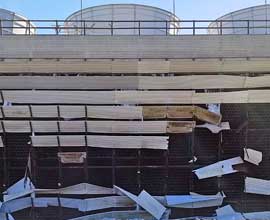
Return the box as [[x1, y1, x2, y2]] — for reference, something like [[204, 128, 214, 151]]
[[1, 19, 270, 35]]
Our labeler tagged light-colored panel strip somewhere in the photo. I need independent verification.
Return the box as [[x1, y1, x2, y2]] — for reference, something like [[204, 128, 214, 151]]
[[138, 60, 170, 73], [4, 75, 270, 90], [0, 136, 3, 147], [60, 135, 85, 147], [89, 136, 168, 149], [0, 76, 138, 90], [5, 90, 270, 104], [248, 90, 270, 103], [1, 120, 194, 134], [31, 105, 58, 118], [112, 60, 138, 73], [245, 177, 270, 195], [192, 91, 249, 104], [87, 106, 143, 119], [2, 35, 270, 59], [31, 135, 169, 150], [3, 121, 31, 133], [2, 58, 270, 74], [170, 58, 270, 73], [0, 106, 219, 124], [60, 106, 85, 119], [32, 121, 58, 133], [245, 76, 270, 88], [139, 75, 245, 90], [3, 91, 116, 104], [2, 106, 31, 118], [60, 121, 85, 133], [115, 91, 194, 104]]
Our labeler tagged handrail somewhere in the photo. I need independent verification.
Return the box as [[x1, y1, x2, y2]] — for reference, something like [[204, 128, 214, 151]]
[[0, 19, 270, 35]]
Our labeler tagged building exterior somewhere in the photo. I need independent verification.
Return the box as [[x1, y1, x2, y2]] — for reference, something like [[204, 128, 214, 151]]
[[209, 4, 270, 34], [0, 3, 270, 220], [64, 4, 180, 35], [0, 8, 35, 35]]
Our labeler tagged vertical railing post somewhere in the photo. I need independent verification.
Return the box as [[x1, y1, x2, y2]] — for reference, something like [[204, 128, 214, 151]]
[[193, 20, 196, 35], [83, 20, 86, 36], [28, 20, 31, 35], [0, 20, 2, 35], [56, 20, 59, 35], [166, 21, 168, 36], [111, 21, 113, 36], [138, 21, 141, 36], [220, 20, 223, 35], [247, 20, 250, 35]]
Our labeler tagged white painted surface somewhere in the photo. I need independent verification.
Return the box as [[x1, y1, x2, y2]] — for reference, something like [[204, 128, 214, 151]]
[[209, 5, 270, 35], [244, 148, 262, 165], [245, 177, 270, 195], [0, 8, 35, 35], [64, 4, 180, 35]]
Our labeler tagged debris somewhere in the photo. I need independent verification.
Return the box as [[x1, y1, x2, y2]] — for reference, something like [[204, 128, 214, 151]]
[[244, 148, 262, 166], [35, 183, 114, 195], [57, 152, 86, 164], [189, 156, 198, 164], [165, 192, 225, 208], [245, 177, 270, 195], [3, 178, 35, 202], [138, 190, 167, 220], [196, 122, 230, 133], [193, 157, 244, 179]]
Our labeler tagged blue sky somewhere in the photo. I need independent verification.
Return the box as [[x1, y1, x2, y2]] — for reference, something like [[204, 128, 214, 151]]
[[0, 0, 267, 20]]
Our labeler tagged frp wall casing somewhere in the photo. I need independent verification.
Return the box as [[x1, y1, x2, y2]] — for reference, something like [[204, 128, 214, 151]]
[[1, 34, 270, 219], [209, 4, 270, 35], [0, 8, 35, 35], [64, 4, 180, 35]]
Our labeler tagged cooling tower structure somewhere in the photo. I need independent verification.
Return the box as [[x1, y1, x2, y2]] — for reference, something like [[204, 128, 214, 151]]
[[64, 4, 180, 35], [209, 4, 270, 34], [0, 8, 36, 35]]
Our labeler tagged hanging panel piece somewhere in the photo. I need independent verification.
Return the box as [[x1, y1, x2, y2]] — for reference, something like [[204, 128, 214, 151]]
[[193, 157, 244, 180]]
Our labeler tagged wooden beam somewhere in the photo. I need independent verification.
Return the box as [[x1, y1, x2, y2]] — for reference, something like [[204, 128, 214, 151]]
[[0, 120, 196, 134], [31, 135, 169, 150]]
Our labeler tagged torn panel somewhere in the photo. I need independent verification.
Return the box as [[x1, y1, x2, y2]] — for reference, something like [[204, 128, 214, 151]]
[[193, 157, 244, 179], [245, 177, 270, 195], [216, 205, 245, 220], [244, 148, 262, 165], [68, 210, 170, 220], [3, 177, 35, 202], [165, 192, 225, 208], [196, 122, 230, 134], [35, 183, 114, 195], [137, 190, 167, 220]]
